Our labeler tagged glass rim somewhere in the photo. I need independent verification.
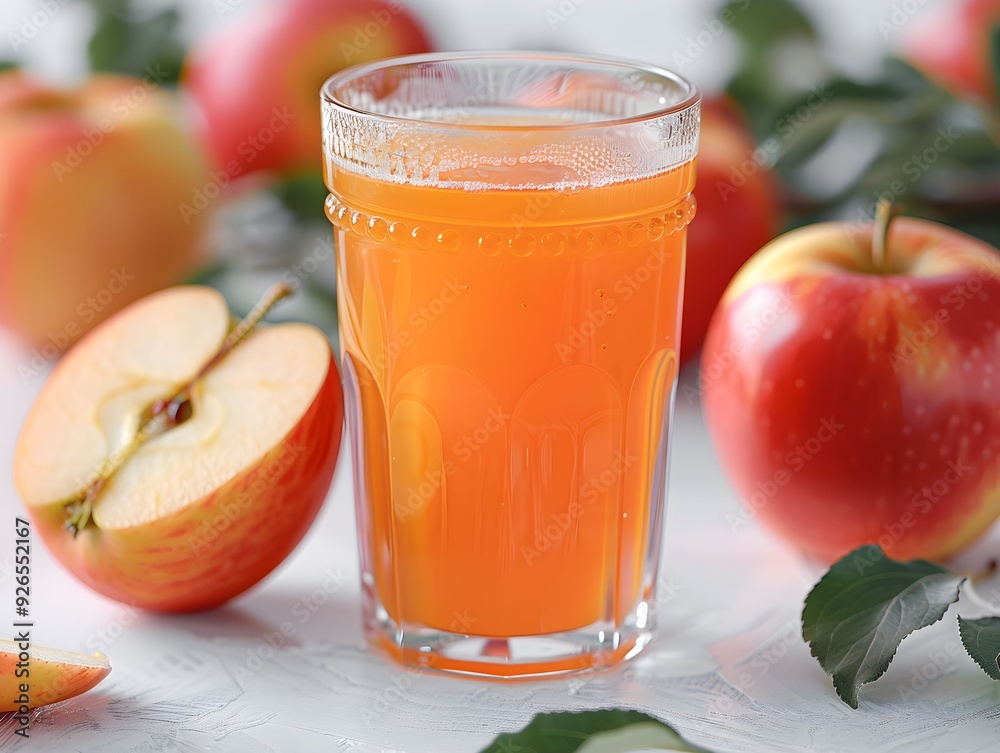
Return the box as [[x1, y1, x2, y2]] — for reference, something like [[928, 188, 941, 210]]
[[320, 50, 701, 132]]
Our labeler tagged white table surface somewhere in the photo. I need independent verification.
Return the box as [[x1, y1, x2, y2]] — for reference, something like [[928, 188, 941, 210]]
[[1, 329, 999, 753]]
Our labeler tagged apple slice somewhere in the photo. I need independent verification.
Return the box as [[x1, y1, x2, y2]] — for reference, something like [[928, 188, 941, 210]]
[[0, 640, 110, 711], [13, 284, 344, 612]]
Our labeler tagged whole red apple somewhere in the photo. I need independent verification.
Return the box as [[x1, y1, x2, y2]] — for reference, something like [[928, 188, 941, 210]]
[[14, 284, 344, 612], [902, 0, 1000, 103], [702, 204, 1000, 562], [0, 72, 209, 356], [183, 0, 432, 178], [681, 98, 783, 364]]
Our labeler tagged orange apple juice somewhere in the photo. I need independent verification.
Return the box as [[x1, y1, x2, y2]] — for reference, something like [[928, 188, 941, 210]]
[[329, 159, 695, 639]]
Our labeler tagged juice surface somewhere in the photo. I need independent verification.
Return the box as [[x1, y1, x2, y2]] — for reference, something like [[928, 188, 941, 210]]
[[331, 159, 695, 637]]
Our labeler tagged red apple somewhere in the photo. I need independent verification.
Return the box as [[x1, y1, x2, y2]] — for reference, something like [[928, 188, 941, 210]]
[[13, 284, 344, 612], [0, 640, 110, 711], [183, 0, 432, 178], [0, 72, 210, 354], [702, 204, 1000, 562], [902, 0, 1000, 103], [681, 98, 783, 363]]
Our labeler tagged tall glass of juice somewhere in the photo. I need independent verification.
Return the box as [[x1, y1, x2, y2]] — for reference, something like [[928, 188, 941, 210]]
[[322, 52, 699, 677]]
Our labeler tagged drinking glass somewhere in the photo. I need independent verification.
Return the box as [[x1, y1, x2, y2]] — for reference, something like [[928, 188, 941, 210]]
[[322, 52, 699, 677]]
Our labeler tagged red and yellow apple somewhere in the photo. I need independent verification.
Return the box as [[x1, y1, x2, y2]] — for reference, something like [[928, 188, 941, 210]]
[[0, 640, 110, 712], [902, 0, 1000, 103], [681, 98, 783, 363], [13, 284, 344, 612], [183, 0, 432, 178], [0, 72, 209, 352], [702, 205, 1000, 562]]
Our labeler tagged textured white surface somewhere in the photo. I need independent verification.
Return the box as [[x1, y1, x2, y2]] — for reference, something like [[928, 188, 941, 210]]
[[2, 329, 1000, 752]]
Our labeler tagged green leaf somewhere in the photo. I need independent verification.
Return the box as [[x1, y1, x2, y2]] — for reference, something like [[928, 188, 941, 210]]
[[958, 616, 1000, 681], [478, 710, 715, 753], [0, 61, 18, 73], [802, 545, 966, 708], [724, 0, 817, 47], [271, 171, 329, 223], [85, 0, 185, 84]]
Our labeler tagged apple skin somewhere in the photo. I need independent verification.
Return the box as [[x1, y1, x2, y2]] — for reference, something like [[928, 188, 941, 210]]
[[0, 641, 110, 711], [183, 0, 432, 178], [902, 0, 1000, 103], [681, 98, 783, 364], [22, 353, 342, 614], [702, 216, 1000, 562], [0, 73, 209, 350]]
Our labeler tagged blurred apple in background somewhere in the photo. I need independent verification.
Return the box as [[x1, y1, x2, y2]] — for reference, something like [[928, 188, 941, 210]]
[[0, 72, 208, 354], [680, 98, 783, 363], [702, 204, 1000, 562], [902, 0, 1000, 103], [183, 0, 433, 180]]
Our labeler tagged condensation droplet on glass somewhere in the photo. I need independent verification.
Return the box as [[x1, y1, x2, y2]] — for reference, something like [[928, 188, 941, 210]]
[[596, 289, 605, 298]]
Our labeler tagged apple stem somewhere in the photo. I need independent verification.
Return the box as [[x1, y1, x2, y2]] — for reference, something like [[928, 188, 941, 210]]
[[871, 199, 900, 273], [59, 281, 295, 536]]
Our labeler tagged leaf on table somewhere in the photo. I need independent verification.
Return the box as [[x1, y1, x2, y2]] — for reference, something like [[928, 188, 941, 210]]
[[958, 616, 1000, 681], [478, 709, 715, 753], [801, 544, 966, 708]]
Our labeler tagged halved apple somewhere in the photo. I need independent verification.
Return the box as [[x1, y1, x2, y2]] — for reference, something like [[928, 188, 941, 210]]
[[0, 640, 110, 711], [13, 285, 343, 612]]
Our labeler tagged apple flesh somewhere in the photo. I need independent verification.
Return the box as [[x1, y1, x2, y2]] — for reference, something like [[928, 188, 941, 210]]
[[183, 0, 432, 178], [14, 285, 343, 612], [703, 210, 1000, 562], [0, 640, 110, 711], [0, 72, 209, 351], [681, 98, 783, 364]]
